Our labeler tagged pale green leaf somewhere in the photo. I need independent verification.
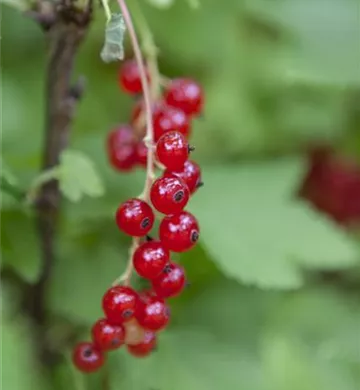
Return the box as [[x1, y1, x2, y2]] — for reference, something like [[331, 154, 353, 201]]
[[58, 149, 104, 202], [189, 158, 359, 289], [100, 13, 126, 63]]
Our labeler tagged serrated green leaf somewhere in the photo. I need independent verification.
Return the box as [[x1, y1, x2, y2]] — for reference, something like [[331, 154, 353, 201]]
[[189, 158, 359, 289], [58, 149, 104, 203], [100, 13, 126, 63]]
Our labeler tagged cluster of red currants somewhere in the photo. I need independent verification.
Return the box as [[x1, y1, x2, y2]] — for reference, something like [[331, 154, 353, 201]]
[[300, 146, 360, 226], [72, 59, 203, 373]]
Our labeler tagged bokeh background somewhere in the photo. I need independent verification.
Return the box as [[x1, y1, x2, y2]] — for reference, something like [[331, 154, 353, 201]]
[[2, 0, 360, 389]]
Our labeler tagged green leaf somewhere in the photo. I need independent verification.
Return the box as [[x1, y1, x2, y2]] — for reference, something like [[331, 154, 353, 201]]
[[1, 157, 18, 186], [146, 0, 175, 8], [0, 158, 24, 207], [58, 149, 105, 203], [189, 158, 359, 289], [0, 0, 28, 11], [2, 300, 48, 390], [179, 280, 279, 350], [1, 209, 41, 283], [110, 329, 265, 390], [253, 0, 360, 86], [261, 288, 360, 390], [100, 13, 126, 63], [49, 221, 129, 324]]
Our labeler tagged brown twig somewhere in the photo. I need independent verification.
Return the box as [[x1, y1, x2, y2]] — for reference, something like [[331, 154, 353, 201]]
[[26, 0, 92, 364]]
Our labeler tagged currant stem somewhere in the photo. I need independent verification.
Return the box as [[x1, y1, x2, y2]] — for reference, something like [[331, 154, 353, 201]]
[[112, 237, 140, 286], [116, 0, 155, 285], [100, 0, 111, 22], [128, 0, 161, 100]]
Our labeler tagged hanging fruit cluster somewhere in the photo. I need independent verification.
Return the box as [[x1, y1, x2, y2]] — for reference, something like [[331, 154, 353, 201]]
[[299, 146, 360, 226], [72, 58, 204, 373]]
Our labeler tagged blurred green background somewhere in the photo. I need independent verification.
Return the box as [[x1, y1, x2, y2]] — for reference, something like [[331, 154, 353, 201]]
[[2, 0, 360, 389]]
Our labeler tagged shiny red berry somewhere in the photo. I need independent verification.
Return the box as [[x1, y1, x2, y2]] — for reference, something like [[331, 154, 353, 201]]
[[152, 263, 186, 298], [135, 295, 170, 331], [133, 241, 169, 279], [72, 342, 105, 373], [102, 286, 139, 324], [156, 131, 189, 170], [150, 176, 189, 214], [118, 60, 149, 95], [91, 318, 125, 351], [165, 78, 203, 116], [153, 106, 190, 141], [159, 211, 199, 252], [165, 160, 201, 194], [107, 125, 137, 171], [115, 198, 154, 236], [127, 331, 156, 357], [135, 141, 148, 167]]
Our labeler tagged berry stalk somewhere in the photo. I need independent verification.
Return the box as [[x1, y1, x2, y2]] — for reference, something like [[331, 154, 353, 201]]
[[128, 0, 161, 100], [116, 0, 155, 284]]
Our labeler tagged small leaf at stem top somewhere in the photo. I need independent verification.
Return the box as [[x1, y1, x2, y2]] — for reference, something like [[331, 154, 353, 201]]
[[100, 13, 127, 63]]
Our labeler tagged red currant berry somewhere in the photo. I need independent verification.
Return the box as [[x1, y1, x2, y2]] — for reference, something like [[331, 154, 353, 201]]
[[135, 141, 148, 167], [102, 286, 139, 324], [135, 295, 170, 331], [156, 131, 189, 170], [152, 263, 186, 298], [91, 318, 125, 351], [133, 241, 169, 279], [127, 331, 156, 358], [115, 198, 154, 237], [118, 60, 149, 95], [72, 342, 105, 373], [153, 105, 191, 141], [165, 160, 201, 194], [159, 211, 199, 252], [107, 125, 137, 171], [150, 176, 189, 215], [165, 78, 203, 116]]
